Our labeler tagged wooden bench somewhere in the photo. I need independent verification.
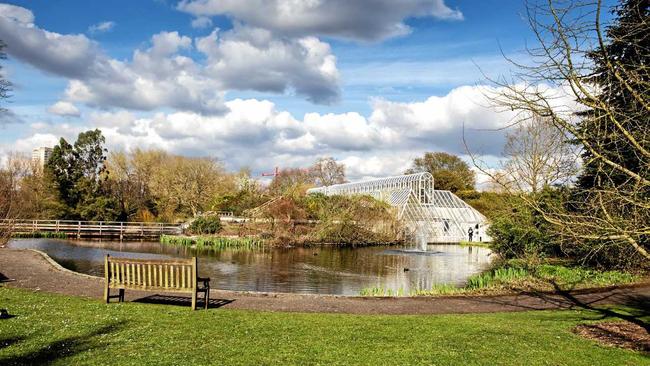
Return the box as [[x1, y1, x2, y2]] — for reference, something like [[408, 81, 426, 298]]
[[104, 255, 210, 310]]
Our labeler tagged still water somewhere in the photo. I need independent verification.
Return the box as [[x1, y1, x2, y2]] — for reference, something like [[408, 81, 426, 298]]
[[8, 239, 493, 295]]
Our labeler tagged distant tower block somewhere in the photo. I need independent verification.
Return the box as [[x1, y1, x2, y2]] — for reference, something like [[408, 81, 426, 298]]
[[307, 172, 489, 243], [32, 147, 53, 168]]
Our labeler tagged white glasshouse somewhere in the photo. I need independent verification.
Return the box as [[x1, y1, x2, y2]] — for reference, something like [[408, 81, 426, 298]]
[[306, 172, 490, 243]]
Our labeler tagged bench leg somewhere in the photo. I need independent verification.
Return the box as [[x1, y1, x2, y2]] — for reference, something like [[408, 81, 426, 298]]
[[119, 289, 125, 303], [105, 287, 110, 303], [191, 291, 197, 310], [204, 288, 209, 310]]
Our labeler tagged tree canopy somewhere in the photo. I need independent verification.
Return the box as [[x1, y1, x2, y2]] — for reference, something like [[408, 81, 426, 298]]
[[310, 157, 346, 187], [405, 152, 475, 192], [47, 129, 118, 220], [576, 0, 649, 190]]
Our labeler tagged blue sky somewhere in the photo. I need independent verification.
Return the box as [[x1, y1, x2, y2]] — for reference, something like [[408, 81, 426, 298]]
[[0, 1, 615, 181]]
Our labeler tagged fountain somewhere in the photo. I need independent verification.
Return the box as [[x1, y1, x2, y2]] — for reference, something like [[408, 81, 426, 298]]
[[415, 224, 428, 252]]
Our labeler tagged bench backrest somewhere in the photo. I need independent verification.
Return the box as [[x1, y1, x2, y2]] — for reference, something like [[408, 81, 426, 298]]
[[105, 255, 197, 292]]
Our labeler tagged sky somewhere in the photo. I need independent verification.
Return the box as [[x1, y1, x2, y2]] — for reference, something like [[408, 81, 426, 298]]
[[0, 0, 606, 183]]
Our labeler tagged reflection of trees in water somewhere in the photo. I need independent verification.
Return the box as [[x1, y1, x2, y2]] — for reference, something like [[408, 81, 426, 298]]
[[13, 238, 493, 294]]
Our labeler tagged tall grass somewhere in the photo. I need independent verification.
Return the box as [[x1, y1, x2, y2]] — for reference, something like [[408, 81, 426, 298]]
[[160, 234, 264, 251], [359, 287, 406, 296], [465, 266, 530, 289], [359, 260, 640, 297]]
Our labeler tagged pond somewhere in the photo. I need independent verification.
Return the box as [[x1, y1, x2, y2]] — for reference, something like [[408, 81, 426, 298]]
[[8, 239, 493, 296]]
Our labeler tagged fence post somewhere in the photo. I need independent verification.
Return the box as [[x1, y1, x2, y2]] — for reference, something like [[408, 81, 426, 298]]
[[77, 221, 81, 238], [99, 221, 102, 237], [120, 222, 123, 241], [141, 222, 144, 237], [56, 220, 59, 233]]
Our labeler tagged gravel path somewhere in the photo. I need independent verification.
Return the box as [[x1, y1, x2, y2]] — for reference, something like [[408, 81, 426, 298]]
[[1, 248, 648, 315]]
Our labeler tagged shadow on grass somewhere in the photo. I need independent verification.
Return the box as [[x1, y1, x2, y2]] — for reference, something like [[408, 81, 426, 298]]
[[0, 321, 128, 366], [464, 275, 649, 337], [542, 281, 649, 332], [0, 336, 26, 350], [133, 294, 234, 309]]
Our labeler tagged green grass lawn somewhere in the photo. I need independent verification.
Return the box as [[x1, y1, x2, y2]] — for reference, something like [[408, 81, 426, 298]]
[[0, 287, 647, 365]]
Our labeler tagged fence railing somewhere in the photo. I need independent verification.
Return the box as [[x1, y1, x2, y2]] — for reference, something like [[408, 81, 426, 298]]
[[1, 219, 183, 238]]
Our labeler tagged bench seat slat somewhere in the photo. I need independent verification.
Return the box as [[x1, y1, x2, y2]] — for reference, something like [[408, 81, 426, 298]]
[[107, 283, 194, 293]]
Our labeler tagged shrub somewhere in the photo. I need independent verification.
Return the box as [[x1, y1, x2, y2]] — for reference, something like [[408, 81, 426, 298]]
[[487, 190, 564, 260], [187, 215, 222, 235]]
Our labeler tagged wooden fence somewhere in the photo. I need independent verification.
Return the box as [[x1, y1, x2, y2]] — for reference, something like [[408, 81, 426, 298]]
[[1, 219, 183, 239]]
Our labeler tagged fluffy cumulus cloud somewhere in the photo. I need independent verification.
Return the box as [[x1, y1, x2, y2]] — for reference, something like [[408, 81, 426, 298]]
[[178, 0, 463, 41], [368, 85, 517, 155], [196, 26, 339, 104], [47, 101, 81, 117], [0, 4, 340, 114], [2, 85, 533, 181]]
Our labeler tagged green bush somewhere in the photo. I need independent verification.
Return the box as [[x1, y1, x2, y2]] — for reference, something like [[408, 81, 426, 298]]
[[487, 189, 564, 260], [187, 215, 222, 235]]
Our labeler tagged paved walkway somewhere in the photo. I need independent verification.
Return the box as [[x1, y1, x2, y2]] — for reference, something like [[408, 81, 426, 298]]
[[1, 248, 648, 315]]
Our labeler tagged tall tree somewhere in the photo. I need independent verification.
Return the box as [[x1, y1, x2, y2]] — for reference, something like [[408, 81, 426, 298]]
[[149, 154, 231, 219], [0, 39, 13, 242], [405, 152, 475, 192], [482, 0, 649, 264], [310, 157, 346, 186], [268, 168, 315, 196], [47, 129, 118, 220], [501, 115, 578, 193], [576, 0, 649, 190]]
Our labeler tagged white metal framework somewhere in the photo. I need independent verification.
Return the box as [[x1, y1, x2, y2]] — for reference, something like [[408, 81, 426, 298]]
[[307, 173, 488, 243]]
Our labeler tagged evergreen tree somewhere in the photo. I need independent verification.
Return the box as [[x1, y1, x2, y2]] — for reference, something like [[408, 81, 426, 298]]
[[47, 129, 119, 220], [576, 0, 649, 189]]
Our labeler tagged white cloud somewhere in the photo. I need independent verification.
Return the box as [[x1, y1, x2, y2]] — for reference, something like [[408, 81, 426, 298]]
[[197, 26, 339, 104], [88, 21, 115, 34], [190, 16, 212, 29], [0, 5, 101, 79], [0, 3, 34, 24], [0, 4, 341, 113], [2, 83, 543, 181], [340, 155, 413, 180], [47, 101, 81, 117], [178, 0, 463, 41]]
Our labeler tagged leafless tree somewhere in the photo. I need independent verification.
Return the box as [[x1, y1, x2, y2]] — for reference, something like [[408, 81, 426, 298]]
[[472, 0, 649, 263], [500, 115, 579, 193], [310, 157, 346, 187], [0, 154, 32, 245]]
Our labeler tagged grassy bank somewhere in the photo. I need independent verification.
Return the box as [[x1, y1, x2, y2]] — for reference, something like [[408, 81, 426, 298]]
[[362, 260, 641, 296], [459, 240, 490, 248], [0, 287, 647, 365], [160, 234, 264, 250]]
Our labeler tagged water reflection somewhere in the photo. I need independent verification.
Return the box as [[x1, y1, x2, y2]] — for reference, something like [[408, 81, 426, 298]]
[[8, 239, 493, 295]]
